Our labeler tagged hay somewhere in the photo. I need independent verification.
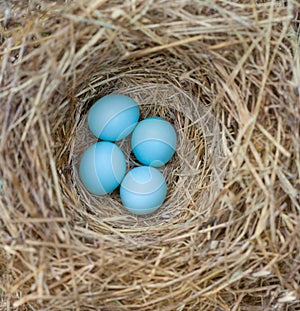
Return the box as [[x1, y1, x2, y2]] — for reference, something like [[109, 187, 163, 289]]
[[0, 0, 299, 310]]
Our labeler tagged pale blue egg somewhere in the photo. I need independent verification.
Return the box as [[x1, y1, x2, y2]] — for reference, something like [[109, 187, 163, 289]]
[[120, 166, 167, 215], [79, 141, 126, 195], [131, 117, 177, 167], [88, 94, 140, 141]]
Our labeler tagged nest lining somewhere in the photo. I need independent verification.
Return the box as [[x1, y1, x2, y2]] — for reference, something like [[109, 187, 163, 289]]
[[72, 83, 224, 232]]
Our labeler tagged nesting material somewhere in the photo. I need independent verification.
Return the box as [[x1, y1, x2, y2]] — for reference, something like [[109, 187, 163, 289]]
[[0, 1, 300, 310]]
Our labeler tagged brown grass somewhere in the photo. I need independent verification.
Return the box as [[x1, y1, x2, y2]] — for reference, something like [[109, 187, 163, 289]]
[[0, 0, 299, 310]]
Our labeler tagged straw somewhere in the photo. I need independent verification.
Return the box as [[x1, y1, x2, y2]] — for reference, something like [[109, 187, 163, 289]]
[[0, 1, 299, 310]]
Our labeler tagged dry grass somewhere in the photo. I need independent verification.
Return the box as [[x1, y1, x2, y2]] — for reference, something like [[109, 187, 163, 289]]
[[0, 0, 300, 310]]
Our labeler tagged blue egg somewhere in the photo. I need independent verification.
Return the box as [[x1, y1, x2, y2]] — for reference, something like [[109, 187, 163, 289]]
[[88, 94, 140, 141], [120, 166, 167, 215], [131, 117, 177, 167], [79, 142, 126, 195]]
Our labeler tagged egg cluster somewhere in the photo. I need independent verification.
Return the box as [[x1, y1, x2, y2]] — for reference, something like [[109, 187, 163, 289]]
[[79, 94, 177, 215]]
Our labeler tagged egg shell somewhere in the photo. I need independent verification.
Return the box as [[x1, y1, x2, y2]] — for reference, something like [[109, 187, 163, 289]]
[[88, 94, 140, 141], [120, 166, 167, 215], [79, 141, 126, 195], [131, 117, 177, 167]]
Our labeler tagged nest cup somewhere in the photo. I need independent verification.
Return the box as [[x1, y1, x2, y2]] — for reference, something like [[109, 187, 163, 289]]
[[1, 1, 300, 310], [74, 84, 224, 229]]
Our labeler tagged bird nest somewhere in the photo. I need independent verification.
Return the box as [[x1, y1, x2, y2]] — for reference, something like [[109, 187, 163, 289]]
[[0, 1, 299, 310]]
